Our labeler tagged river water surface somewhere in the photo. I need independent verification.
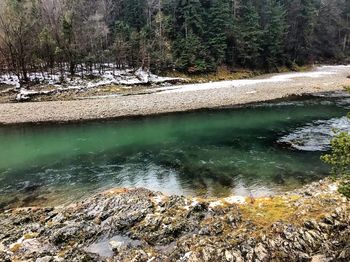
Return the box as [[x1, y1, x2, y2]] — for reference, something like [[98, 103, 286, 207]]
[[1, 92, 349, 207]]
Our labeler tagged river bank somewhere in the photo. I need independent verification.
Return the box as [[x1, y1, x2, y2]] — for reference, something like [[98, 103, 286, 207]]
[[0, 178, 349, 261], [0, 65, 349, 125]]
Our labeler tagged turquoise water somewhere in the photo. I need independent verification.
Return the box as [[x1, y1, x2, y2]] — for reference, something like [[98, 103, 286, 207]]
[[0, 94, 349, 207]]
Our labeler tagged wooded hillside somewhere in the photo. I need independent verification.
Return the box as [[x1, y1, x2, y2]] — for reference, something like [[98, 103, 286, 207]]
[[0, 0, 349, 83]]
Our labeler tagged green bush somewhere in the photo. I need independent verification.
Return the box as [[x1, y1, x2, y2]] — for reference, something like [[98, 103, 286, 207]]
[[321, 132, 350, 198]]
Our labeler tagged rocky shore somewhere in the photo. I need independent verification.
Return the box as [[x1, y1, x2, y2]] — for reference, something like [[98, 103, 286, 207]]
[[0, 178, 349, 262], [0, 65, 349, 125]]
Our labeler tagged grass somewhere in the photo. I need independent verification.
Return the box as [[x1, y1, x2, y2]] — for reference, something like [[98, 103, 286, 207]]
[[165, 66, 261, 84], [239, 196, 299, 228], [165, 64, 314, 84], [237, 193, 339, 235]]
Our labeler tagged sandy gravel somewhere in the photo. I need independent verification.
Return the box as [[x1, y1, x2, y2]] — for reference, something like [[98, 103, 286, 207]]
[[1, 65, 349, 125]]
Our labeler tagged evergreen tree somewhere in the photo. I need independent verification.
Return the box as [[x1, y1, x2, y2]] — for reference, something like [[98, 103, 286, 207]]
[[173, 0, 207, 73], [1, 0, 349, 80], [283, 0, 317, 65], [124, 0, 147, 30], [234, 0, 263, 68], [312, 0, 342, 60], [261, 0, 287, 70], [175, 32, 207, 73], [205, 0, 231, 69]]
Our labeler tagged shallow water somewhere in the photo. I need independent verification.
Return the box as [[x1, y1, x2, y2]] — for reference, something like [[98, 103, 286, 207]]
[[0, 93, 349, 207]]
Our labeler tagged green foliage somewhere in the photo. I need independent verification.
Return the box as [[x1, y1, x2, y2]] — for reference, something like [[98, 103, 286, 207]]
[[261, 0, 287, 70], [0, 0, 349, 78], [124, 0, 146, 30], [205, 0, 231, 68], [175, 32, 207, 73], [338, 182, 350, 198], [321, 132, 350, 198], [234, 1, 263, 68]]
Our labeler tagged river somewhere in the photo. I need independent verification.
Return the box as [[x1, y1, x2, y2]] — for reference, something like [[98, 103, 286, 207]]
[[0, 92, 349, 207]]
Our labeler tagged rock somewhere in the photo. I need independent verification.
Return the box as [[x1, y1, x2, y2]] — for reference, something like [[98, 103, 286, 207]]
[[303, 231, 315, 247], [231, 251, 244, 262], [51, 225, 80, 244], [297, 252, 311, 261], [323, 215, 334, 225], [51, 213, 65, 223], [36, 256, 53, 262], [254, 243, 269, 261], [225, 250, 234, 261], [130, 250, 148, 262], [338, 247, 350, 259], [225, 250, 243, 262], [0, 185, 348, 262], [109, 240, 124, 254], [311, 254, 332, 262], [304, 220, 320, 231]]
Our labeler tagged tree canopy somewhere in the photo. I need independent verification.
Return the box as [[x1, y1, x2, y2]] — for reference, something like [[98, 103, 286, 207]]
[[0, 0, 349, 81]]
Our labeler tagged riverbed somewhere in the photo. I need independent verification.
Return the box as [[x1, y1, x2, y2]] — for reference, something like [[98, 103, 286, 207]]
[[0, 65, 349, 125]]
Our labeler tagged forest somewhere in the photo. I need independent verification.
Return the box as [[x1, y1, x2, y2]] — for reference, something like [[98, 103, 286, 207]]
[[0, 0, 349, 84]]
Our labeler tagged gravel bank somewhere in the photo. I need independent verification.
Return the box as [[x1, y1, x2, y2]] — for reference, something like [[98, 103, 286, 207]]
[[0, 65, 349, 125]]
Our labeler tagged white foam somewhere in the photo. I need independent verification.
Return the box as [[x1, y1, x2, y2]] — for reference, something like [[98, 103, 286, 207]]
[[278, 116, 350, 151]]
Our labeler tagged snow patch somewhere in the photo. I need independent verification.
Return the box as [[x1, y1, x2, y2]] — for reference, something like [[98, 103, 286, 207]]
[[0, 65, 183, 101], [209, 200, 224, 208], [224, 196, 246, 205], [153, 64, 350, 94], [328, 184, 338, 193]]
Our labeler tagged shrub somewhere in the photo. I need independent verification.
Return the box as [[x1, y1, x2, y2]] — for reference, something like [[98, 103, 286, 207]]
[[321, 132, 350, 198]]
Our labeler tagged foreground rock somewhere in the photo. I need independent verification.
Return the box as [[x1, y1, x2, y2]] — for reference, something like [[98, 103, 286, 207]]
[[0, 179, 349, 261]]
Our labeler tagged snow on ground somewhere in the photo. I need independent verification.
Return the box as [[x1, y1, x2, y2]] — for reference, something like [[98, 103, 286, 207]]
[[0, 66, 182, 101], [153, 65, 350, 94], [1, 64, 349, 101], [0, 66, 181, 89]]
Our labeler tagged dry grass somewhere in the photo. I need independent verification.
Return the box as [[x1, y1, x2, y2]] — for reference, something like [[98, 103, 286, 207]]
[[166, 67, 260, 84], [165, 65, 314, 84], [239, 196, 299, 228], [237, 194, 339, 234]]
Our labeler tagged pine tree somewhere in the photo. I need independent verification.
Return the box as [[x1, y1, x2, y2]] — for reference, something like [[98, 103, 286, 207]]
[[283, 0, 317, 65], [234, 0, 263, 68], [173, 0, 207, 73], [205, 0, 231, 70], [261, 0, 287, 70], [312, 0, 342, 60], [175, 32, 207, 73], [124, 0, 147, 30]]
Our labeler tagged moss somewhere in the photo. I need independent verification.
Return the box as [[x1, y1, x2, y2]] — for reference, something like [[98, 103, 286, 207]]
[[237, 192, 346, 237], [343, 85, 350, 91], [23, 232, 39, 239], [239, 197, 299, 229]]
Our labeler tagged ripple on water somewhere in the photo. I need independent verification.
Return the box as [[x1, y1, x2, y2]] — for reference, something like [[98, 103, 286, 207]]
[[278, 116, 350, 151]]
